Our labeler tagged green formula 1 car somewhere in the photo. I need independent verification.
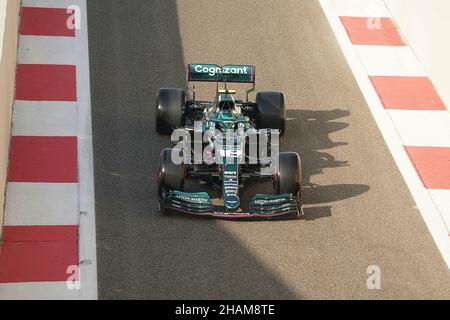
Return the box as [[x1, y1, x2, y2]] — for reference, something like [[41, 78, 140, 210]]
[[155, 64, 303, 219]]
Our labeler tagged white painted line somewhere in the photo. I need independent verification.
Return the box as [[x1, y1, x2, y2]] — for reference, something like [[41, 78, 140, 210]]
[[320, 0, 450, 269], [331, 0, 390, 17], [4, 183, 78, 226], [22, 0, 75, 9], [0, 282, 79, 300], [355, 45, 426, 76], [18, 36, 76, 65], [429, 190, 450, 233], [388, 110, 450, 147], [12, 101, 77, 136], [75, 0, 98, 300]]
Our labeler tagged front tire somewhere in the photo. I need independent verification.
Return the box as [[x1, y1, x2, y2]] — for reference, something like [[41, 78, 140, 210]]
[[158, 148, 186, 196], [273, 152, 301, 199]]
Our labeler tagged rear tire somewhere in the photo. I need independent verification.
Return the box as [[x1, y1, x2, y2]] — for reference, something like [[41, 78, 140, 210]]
[[256, 91, 286, 137], [155, 88, 186, 135]]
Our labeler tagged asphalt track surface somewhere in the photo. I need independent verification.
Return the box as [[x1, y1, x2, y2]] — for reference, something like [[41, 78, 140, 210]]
[[87, 0, 450, 299]]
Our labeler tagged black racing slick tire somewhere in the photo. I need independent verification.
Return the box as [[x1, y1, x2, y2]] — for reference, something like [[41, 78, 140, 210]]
[[256, 91, 286, 137], [274, 152, 301, 199], [158, 148, 186, 196], [155, 88, 186, 135]]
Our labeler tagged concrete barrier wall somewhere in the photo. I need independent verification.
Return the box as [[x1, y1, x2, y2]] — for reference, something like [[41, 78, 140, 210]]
[[385, 0, 450, 109], [0, 0, 20, 228]]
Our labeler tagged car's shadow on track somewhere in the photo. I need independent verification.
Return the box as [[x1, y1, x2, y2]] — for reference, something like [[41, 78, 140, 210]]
[[284, 108, 370, 220]]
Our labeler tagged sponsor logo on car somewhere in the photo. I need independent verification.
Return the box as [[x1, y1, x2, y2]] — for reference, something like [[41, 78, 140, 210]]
[[253, 198, 289, 205], [214, 211, 251, 216], [193, 64, 250, 77], [188, 64, 255, 83], [173, 194, 210, 203]]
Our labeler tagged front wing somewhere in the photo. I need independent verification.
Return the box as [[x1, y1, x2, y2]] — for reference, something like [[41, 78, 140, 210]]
[[160, 190, 303, 219]]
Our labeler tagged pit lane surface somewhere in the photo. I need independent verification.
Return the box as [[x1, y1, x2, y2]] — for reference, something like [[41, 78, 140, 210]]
[[87, 0, 450, 299]]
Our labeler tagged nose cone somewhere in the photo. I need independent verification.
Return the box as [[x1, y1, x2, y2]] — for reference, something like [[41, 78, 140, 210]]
[[224, 194, 240, 210]]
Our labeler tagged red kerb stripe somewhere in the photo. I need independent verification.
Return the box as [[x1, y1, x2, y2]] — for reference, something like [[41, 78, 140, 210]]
[[8, 136, 78, 183], [340, 16, 404, 46], [0, 226, 78, 283], [20, 7, 76, 37]]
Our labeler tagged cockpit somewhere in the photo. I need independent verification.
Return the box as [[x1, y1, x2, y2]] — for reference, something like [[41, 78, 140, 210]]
[[218, 90, 236, 111]]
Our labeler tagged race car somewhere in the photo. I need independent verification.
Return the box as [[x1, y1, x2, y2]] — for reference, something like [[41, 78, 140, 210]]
[[155, 64, 303, 218]]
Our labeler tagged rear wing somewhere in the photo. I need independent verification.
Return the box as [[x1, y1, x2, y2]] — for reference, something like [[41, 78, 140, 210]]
[[187, 64, 255, 83], [187, 64, 256, 101]]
